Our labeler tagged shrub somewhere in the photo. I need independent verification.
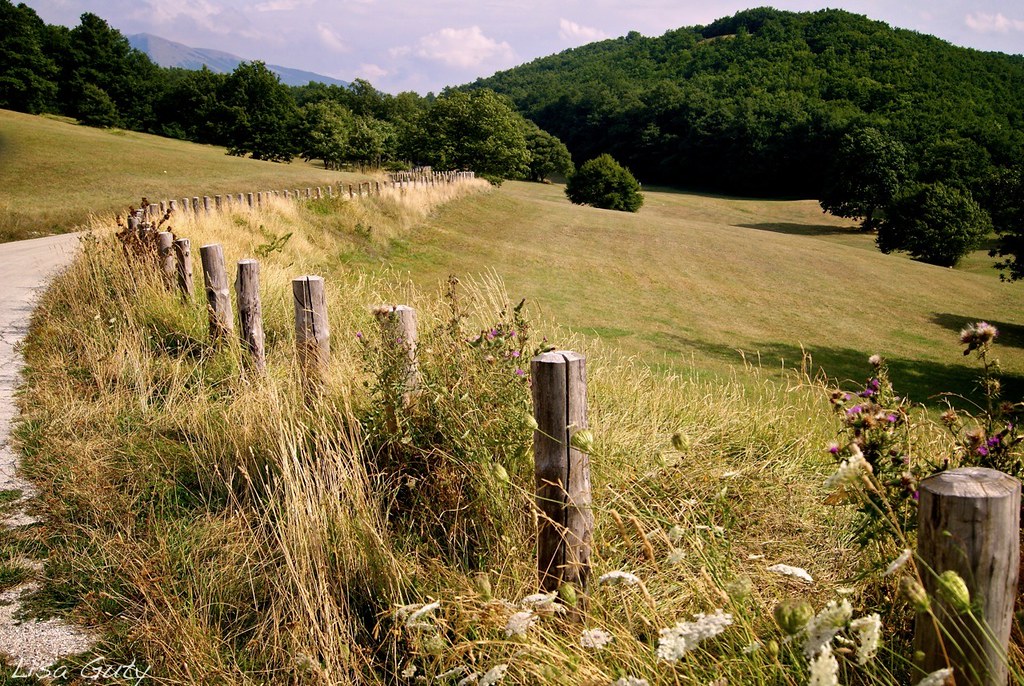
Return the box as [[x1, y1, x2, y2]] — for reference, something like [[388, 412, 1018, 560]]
[[876, 182, 991, 267], [565, 154, 644, 212]]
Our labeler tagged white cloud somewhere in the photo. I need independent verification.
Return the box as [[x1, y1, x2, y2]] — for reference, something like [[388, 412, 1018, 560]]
[[965, 12, 1024, 33], [253, 0, 313, 11], [316, 22, 347, 52], [559, 18, 607, 44], [411, 26, 516, 69], [131, 0, 266, 39], [357, 63, 388, 79]]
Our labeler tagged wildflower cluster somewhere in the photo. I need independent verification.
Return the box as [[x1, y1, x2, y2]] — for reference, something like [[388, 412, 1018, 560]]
[[655, 610, 733, 662], [941, 322, 1024, 475], [825, 355, 922, 544]]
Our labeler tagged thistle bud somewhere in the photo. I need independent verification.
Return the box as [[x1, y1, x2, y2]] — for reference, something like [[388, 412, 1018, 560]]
[[489, 462, 509, 484], [773, 599, 814, 635], [558, 582, 578, 607], [570, 429, 594, 453], [524, 413, 539, 432], [901, 577, 930, 613], [473, 573, 492, 601], [937, 570, 971, 613], [766, 640, 780, 658]]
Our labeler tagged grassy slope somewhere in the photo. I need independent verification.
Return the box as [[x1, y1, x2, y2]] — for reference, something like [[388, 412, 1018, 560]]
[[373, 181, 1024, 404], [0, 109, 368, 242]]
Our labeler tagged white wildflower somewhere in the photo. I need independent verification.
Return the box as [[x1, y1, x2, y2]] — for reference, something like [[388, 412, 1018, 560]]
[[849, 613, 882, 665], [767, 563, 814, 583], [580, 627, 614, 649], [519, 592, 557, 607], [406, 601, 441, 629], [668, 525, 685, 543], [504, 611, 536, 637], [824, 447, 873, 489], [478, 664, 508, 686], [612, 678, 649, 686], [742, 641, 762, 654], [436, 666, 469, 681], [803, 599, 852, 658], [884, 549, 913, 576], [402, 663, 417, 678], [598, 570, 641, 586], [456, 673, 481, 686], [808, 643, 839, 686], [668, 549, 686, 565], [914, 668, 953, 686], [656, 609, 733, 662]]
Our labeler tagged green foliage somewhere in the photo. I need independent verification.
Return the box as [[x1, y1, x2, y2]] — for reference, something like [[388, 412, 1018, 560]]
[[877, 182, 991, 267], [0, 0, 58, 113], [348, 115, 394, 169], [472, 8, 1024, 198], [819, 127, 909, 231], [413, 89, 529, 179], [986, 165, 1024, 281], [565, 154, 644, 212], [73, 81, 117, 127], [220, 61, 298, 162], [522, 121, 574, 182], [298, 99, 353, 168]]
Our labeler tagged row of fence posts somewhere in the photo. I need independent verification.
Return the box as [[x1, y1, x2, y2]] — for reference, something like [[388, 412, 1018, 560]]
[[131, 200, 1018, 684], [132, 170, 477, 222]]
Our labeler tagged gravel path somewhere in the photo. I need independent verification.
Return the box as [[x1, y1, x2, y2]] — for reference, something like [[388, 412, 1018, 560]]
[[0, 233, 95, 669]]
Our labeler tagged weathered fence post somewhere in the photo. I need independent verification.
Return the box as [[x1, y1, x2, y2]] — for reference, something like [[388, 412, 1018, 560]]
[[215, 195, 222, 211], [200, 244, 234, 341], [156, 231, 175, 285], [235, 259, 266, 373], [203, 196, 212, 213], [169, 199, 178, 213], [531, 351, 592, 605], [247, 192, 254, 208], [373, 305, 419, 399], [292, 276, 330, 388], [914, 467, 1020, 686], [192, 197, 200, 215], [174, 238, 193, 299]]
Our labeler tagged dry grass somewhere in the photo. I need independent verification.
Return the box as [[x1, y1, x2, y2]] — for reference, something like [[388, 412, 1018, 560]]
[[5, 182, 958, 684], [0, 109, 371, 242]]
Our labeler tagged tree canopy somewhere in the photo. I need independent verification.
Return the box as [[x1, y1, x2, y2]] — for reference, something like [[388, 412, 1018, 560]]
[[565, 154, 644, 212]]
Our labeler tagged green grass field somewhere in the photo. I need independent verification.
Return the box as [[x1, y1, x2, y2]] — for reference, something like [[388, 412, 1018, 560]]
[[367, 180, 1024, 405], [0, 108, 369, 242]]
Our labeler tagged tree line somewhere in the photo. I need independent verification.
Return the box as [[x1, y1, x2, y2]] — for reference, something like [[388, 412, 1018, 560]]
[[0, 1, 573, 183], [471, 8, 1024, 275]]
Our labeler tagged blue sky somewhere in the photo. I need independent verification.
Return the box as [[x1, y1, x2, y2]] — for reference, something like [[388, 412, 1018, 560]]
[[21, 0, 1024, 94]]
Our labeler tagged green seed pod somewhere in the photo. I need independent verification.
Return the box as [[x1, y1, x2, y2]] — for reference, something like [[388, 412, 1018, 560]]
[[937, 570, 971, 613], [570, 429, 595, 453], [726, 575, 753, 602], [900, 577, 930, 613], [774, 599, 814, 635], [558, 582, 578, 607], [524, 413, 539, 432], [766, 640, 780, 658], [489, 462, 509, 484]]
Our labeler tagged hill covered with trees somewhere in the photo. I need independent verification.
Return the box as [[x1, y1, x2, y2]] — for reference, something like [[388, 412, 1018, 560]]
[[470, 7, 1024, 273]]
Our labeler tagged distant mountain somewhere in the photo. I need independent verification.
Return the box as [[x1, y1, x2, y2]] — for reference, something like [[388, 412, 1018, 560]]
[[128, 33, 349, 88]]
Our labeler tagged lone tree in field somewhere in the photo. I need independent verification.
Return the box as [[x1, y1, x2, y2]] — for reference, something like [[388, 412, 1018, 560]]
[[877, 182, 991, 267], [565, 154, 643, 212], [820, 127, 909, 231]]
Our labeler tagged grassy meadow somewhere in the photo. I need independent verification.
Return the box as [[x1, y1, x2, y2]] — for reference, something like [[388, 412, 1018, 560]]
[[2, 113, 1023, 684], [0, 108, 370, 242]]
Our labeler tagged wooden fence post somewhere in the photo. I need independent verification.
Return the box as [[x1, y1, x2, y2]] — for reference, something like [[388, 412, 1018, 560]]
[[192, 197, 200, 215], [292, 276, 330, 388], [200, 244, 234, 341], [531, 351, 592, 603], [373, 305, 418, 398], [914, 467, 1020, 686], [169, 199, 178, 213], [247, 192, 254, 208], [215, 195, 222, 211], [235, 259, 266, 373], [156, 231, 175, 285], [203, 196, 211, 213], [174, 238, 193, 299]]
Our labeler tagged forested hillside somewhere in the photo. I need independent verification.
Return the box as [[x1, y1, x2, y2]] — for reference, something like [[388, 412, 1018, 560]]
[[472, 8, 1024, 196]]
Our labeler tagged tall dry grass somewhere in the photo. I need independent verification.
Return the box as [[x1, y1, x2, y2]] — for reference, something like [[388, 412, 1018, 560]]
[[8, 182, 953, 684]]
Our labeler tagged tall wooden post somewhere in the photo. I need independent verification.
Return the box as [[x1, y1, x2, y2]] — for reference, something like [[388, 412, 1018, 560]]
[[915, 467, 1020, 686], [348, 185, 354, 199], [156, 231, 175, 285], [247, 192, 254, 208], [215, 195, 222, 211], [192, 197, 201, 215], [203, 196, 211, 213], [169, 199, 178, 213], [531, 351, 592, 600], [235, 259, 266, 373], [174, 238, 193, 299], [200, 244, 234, 341], [373, 305, 419, 397], [292, 276, 330, 388]]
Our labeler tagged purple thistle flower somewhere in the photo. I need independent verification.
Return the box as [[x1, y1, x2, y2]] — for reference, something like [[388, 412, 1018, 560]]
[[843, 393, 851, 401], [887, 414, 898, 423], [514, 368, 525, 377], [511, 350, 521, 358], [355, 331, 363, 340], [869, 378, 881, 391], [858, 389, 874, 398], [977, 446, 989, 456], [987, 437, 1001, 447], [828, 443, 840, 455], [912, 490, 919, 501], [847, 405, 863, 416]]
